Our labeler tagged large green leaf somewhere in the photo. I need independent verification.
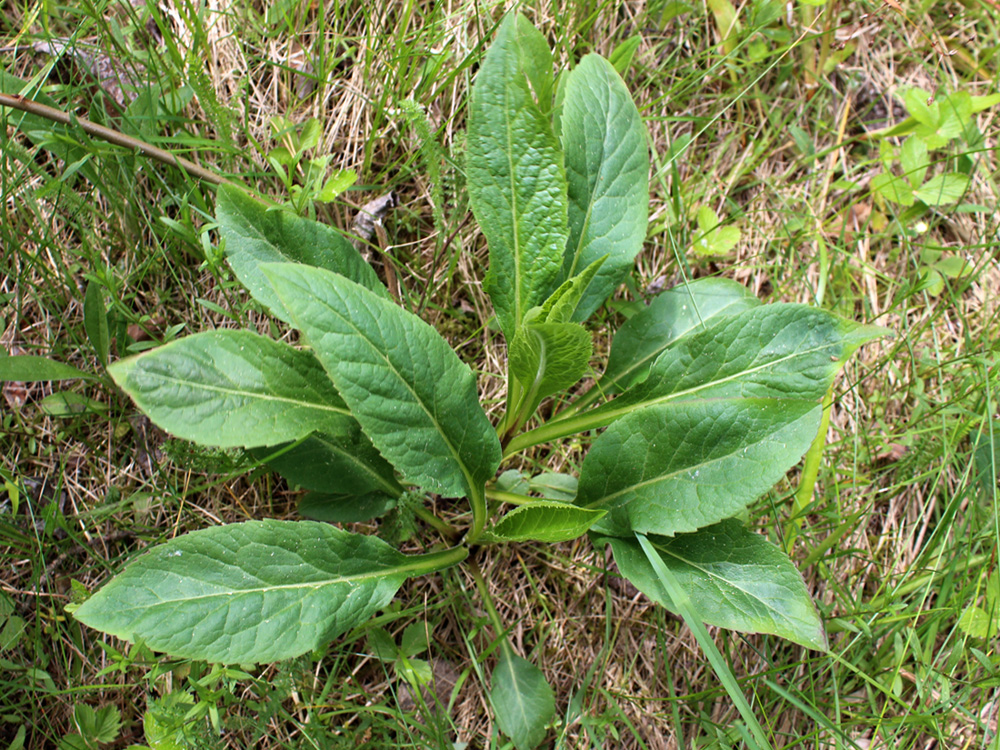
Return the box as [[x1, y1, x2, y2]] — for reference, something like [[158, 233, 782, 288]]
[[216, 184, 387, 323], [559, 54, 649, 321], [108, 330, 353, 448], [579, 399, 821, 537], [254, 428, 402, 498], [262, 264, 502, 506], [599, 521, 827, 650], [297, 492, 397, 523], [484, 501, 605, 543], [512, 304, 884, 451], [73, 520, 467, 664], [600, 277, 760, 396], [467, 13, 568, 340], [490, 647, 555, 750]]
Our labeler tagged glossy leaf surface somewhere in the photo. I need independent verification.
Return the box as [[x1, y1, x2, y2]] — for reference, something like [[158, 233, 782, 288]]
[[600, 521, 827, 650], [108, 330, 352, 448], [74, 520, 465, 663], [509, 322, 592, 417], [263, 264, 501, 500], [560, 54, 648, 321], [216, 184, 387, 323], [467, 13, 568, 340]]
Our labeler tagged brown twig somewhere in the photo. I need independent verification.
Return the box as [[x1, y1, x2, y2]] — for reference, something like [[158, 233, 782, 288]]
[[0, 91, 231, 187]]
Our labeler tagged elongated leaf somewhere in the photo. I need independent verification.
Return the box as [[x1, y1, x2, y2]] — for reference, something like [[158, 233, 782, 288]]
[[467, 13, 568, 340], [601, 278, 760, 396], [263, 264, 501, 500], [485, 501, 604, 543], [599, 521, 827, 650], [590, 305, 884, 429], [216, 184, 387, 323], [254, 429, 402, 498], [490, 647, 555, 750], [0, 356, 96, 382], [84, 281, 110, 369], [108, 330, 353, 448], [580, 399, 821, 537], [509, 322, 592, 417], [560, 54, 648, 321], [73, 520, 466, 664]]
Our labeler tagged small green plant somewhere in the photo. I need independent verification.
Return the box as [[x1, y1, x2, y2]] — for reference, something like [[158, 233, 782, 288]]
[[267, 115, 357, 217], [63, 14, 882, 746]]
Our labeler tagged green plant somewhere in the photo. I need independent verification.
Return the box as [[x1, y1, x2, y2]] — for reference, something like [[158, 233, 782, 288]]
[[61, 14, 883, 747]]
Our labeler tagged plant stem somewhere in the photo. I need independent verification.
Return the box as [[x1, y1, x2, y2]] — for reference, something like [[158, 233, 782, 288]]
[[0, 92, 255, 193], [402, 543, 469, 576], [484, 488, 534, 506]]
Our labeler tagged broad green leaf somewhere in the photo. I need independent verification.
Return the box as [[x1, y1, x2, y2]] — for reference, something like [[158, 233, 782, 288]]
[[508, 305, 886, 454], [592, 305, 883, 428], [84, 280, 110, 369], [915, 173, 970, 205], [263, 264, 502, 500], [485, 501, 605, 543], [490, 647, 555, 750], [560, 54, 649, 321], [600, 277, 760, 396], [467, 13, 568, 340], [871, 171, 915, 206], [108, 330, 353, 448], [509, 322, 592, 417], [74, 520, 467, 664], [254, 429, 402, 498], [579, 399, 822, 537], [598, 521, 828, 650], [216, 184, 387, 323], [298, 492, 397, 523], [0, 355, 96, 382]]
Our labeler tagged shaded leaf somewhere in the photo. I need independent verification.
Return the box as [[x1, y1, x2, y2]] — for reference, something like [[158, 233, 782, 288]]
[[254, 429, 402, 498], [298, 492, 397, 523]]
